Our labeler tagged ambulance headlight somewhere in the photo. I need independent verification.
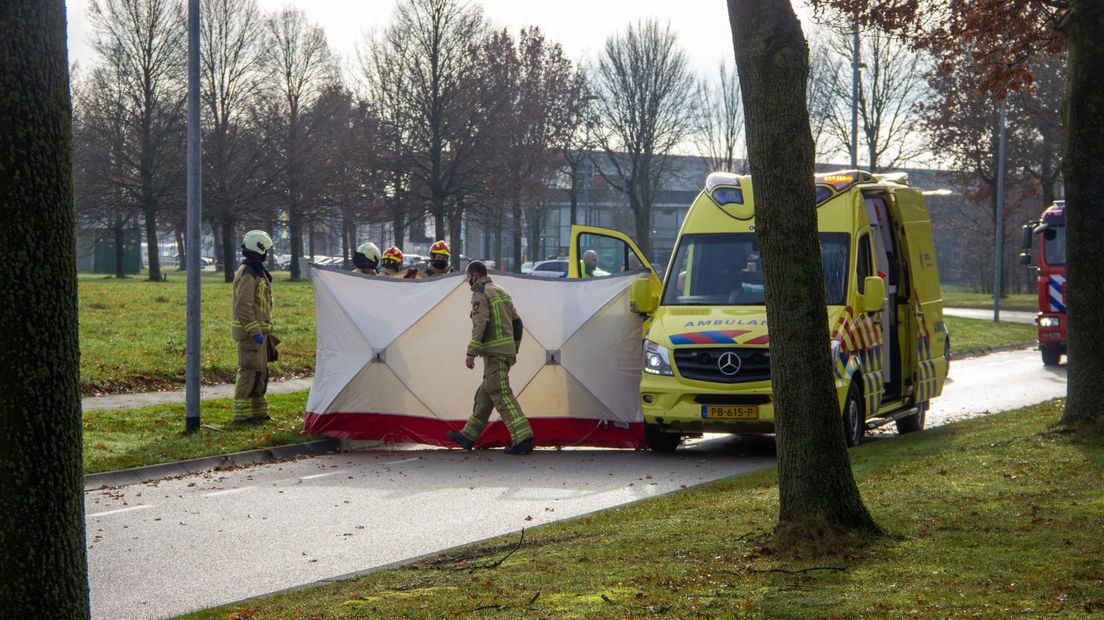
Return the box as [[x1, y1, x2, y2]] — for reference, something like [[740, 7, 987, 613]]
[[1038, 316, 1060, 328], [643, 340, 674, 376]]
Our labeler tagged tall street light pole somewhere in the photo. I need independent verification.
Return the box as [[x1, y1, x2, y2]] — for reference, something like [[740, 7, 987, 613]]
[[185, 0, 202, 433], [850, 22, 860, 170], [993, 100, 1008, 322]]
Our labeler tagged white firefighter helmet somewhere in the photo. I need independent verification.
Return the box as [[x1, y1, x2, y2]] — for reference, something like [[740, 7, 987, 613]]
[[242, 230, 274, 254], [356, 242, 381, 263]]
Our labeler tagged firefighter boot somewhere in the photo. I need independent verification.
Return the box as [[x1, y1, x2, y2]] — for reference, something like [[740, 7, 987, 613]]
[[503, 438, 533, 455], [446, 430, 474, 451]]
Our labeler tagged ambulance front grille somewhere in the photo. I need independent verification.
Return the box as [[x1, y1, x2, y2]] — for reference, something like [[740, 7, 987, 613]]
[[673, 348, 771, 384]]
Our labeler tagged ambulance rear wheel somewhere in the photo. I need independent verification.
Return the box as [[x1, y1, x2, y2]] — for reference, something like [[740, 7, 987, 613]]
[[645, 423, 681, 452], [843, 383, 864, 448], [1041, 347, 1062, 366], [896, 401, 927, 434]]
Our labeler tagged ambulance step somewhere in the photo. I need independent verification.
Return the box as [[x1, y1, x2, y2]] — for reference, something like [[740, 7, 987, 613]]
[[865, 405, 921, 430]]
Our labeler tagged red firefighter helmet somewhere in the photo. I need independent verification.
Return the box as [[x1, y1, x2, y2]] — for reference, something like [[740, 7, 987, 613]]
[[382, 246, 403, 265], [429, 240, 450, 258]]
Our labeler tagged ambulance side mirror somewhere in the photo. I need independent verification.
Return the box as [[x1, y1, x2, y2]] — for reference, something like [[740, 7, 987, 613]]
[[629, 278, 657, 314], [860, 276, 886, 314]]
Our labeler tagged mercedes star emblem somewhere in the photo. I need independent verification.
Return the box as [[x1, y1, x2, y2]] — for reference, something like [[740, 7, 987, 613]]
[[717, 351, 741, 376]]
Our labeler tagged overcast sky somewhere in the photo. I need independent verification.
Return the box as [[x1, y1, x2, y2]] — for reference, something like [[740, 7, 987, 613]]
[[66, 0, 815, 78]]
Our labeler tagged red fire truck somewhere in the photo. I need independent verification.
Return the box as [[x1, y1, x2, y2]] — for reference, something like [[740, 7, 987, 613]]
[[1019, 200, 1066, 366]]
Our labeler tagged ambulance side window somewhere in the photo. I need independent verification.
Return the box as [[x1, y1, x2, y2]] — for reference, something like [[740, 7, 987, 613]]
[[578, 232, 645, 276], [856, 233, 873, 294]]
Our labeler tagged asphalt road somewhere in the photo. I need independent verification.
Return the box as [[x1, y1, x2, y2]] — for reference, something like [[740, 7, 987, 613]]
[[85, 347, 1065, 619]]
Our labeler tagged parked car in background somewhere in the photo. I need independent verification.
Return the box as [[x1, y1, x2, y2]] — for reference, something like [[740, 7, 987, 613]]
[[269, 254, 290, 270], [521, 261, 534, 275], [529, 258, 569, 278]]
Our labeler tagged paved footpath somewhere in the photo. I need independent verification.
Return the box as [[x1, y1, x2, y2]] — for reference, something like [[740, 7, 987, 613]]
[[82, 378, 314, 411], [943, 307, 1036, 324]]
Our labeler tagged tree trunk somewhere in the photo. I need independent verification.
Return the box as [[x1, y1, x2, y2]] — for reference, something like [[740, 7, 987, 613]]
[[211, 221, 222, 267], [728, 0, 879, 538], [868, 135, 878, 173], [1040, 128, 1056, 208], [143, 204, 161, 281], [433, 203, 447, 244], [113, 224, 126, 279], [512, 201, 523, 273], [494, 210, 504, 269], [342, 215, 352, 270], [391, 210, 406, 252], [630, 191, 652, 261], [529, 207, 543, 262], [0, 2, 90, 614], [568, 162, 580, 226], [1061, 0, 1104, 427], [449, 209, 463, 269], [288, 205, 302, 281], [175, 227, 185, 271], [221, 216, 237, 283]]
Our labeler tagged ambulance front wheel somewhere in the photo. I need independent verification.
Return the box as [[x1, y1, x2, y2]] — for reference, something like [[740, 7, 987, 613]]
[[645, 423, 682, 452], [843, 383, 864, 448]]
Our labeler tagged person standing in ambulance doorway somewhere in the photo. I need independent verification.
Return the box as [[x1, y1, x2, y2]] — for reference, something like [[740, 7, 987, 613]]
[[379, 245, 409, 278], [579, 249, 599, 278], [408, 239, 455, 279], [445, 260, 534, 455], [231, 230, 278, 423], [352, 241, 381, 275]]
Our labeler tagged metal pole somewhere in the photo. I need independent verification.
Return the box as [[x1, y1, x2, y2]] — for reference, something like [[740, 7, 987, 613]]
[[993, 100, 1007, 323], [185, 0, 202, 433], [851, 22, 860, 170], [581, 103, 590, 227]]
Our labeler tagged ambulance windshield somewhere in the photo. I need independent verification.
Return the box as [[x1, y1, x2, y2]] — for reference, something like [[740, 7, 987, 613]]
[[661, 232, 850, 306]]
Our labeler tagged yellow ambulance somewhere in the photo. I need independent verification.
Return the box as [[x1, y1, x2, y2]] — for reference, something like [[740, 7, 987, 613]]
[[569, 170, 949, 451]]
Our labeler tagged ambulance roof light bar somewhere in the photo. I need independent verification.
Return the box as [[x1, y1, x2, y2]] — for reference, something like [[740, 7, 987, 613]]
[[815, 169, 873, 191]]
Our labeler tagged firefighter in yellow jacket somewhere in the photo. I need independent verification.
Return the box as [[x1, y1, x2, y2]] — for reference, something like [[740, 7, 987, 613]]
[[379, 245, 409, 278], [231, 230, 276, 423], [446, 260, 534, 454], [407, 239, 456, 279]]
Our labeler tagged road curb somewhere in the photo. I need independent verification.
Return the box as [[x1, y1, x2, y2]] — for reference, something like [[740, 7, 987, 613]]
[[949, 341, 1035, 361], [83, 438, 340, 491]]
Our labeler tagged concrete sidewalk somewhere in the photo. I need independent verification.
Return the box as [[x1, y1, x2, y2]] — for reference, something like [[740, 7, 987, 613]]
[[82, 377, 313, 411]]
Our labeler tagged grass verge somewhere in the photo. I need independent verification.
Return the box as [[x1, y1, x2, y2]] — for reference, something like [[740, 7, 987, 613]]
[[79, 270, 315, 395], [180, 399, 1103, 619], [945, 315, 1036, 354], [83, 390, 314, 474], [942, 285, 1037, 312], [79, 272, 1039, 396]]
